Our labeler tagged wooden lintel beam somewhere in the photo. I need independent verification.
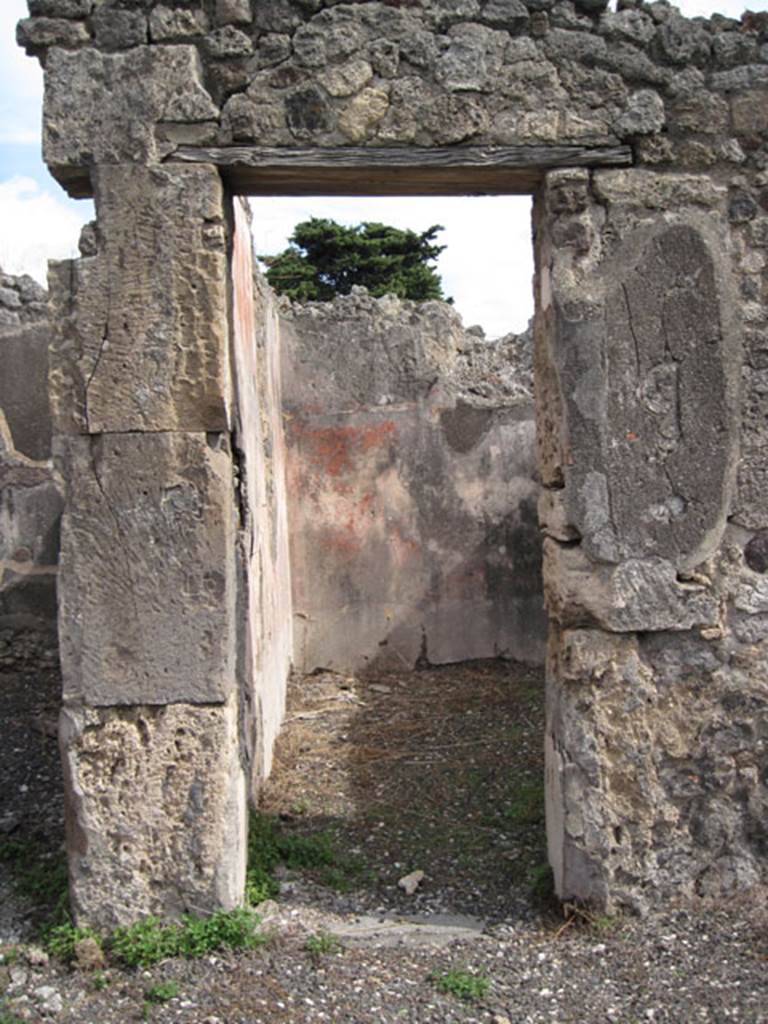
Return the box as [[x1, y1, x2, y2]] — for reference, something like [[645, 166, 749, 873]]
[[168, 144, 633, 196]]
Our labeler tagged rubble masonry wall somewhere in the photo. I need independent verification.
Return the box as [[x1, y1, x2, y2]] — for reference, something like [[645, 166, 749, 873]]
[[0, 270, 60, 670], [16, 0, 768, 917]]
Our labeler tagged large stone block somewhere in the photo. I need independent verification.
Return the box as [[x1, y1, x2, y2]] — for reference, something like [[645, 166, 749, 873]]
[[543, 539, 719, 632], [42, 45, 219, 177], [545, 628, 664, 913], [0, 324, 52, 461], [546, 625, 767, 912], [49, 164, 231, 434], [55, 431, 237, 706], [61, 695, 246, 929], [540, 173, 739, 574]]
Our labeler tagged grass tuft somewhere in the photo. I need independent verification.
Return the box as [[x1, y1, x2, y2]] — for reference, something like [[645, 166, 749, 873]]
[[110, 907, 265, 968], [504, 781, 545, 826], [431, 967, 490, 1002], [45, 922, 101, 961], [144, 980, 179, 1004], [305, 931, 340, 956], [246, 812, 365, 904]]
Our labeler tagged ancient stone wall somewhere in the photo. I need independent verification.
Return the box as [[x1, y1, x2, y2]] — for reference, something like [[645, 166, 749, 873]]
[[281, 289, 545, 672], [231, 201, 294, 788], [18, 0, 768, 919], [49, 189, 295, 928], [0, 270, 60, 669], [536, 167, 766, 910]]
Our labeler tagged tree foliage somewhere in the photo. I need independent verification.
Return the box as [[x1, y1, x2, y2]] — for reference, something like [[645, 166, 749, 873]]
[[260, 218, 449, 302]]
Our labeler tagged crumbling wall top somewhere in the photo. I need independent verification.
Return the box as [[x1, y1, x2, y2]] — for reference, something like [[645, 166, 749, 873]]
[[0, 268, 48, 330], [16, 1, 768, 197]]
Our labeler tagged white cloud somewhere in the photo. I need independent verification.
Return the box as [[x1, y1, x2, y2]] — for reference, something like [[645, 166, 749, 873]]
[[677, 0, 767, 16], [0, 177, 89, 284], [0, 1, 44, 146]]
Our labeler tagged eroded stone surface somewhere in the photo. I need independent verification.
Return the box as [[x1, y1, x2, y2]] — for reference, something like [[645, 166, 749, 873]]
[[547, 625, 768, 913], [55, 431, 237, 706], [15, 0, 766, 189], [0, 274, 59, 645], [42, 45, 218, 172], [49, 165, 230, 434], [537, 171, 739, 575], [536, 164, 767, 910], [60, 695, 246, 929]]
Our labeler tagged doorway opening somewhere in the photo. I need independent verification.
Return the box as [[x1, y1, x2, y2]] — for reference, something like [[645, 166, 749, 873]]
[[242, 192, 552, 922]]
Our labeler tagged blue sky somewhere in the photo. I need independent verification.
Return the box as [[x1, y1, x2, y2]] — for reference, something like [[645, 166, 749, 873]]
[[0, 0, 764, 336]]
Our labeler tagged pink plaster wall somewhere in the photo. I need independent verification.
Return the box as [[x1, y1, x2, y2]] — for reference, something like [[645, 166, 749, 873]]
[[281, 299, 546, 674], [231, 201, 293, 786]]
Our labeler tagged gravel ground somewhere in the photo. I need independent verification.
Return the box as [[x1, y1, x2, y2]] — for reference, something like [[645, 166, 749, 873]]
[[2, 658, 767, 1023]]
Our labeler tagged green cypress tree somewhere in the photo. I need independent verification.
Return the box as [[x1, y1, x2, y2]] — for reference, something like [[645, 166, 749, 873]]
[[260, 218, 450, 302]]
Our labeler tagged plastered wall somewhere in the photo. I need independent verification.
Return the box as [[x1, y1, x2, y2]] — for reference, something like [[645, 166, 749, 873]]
[[281, 289, 546, 673]]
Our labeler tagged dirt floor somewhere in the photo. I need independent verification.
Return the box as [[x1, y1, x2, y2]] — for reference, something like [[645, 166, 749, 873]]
[[259, 660, 548, 923], [2, 657, 767, 1024]]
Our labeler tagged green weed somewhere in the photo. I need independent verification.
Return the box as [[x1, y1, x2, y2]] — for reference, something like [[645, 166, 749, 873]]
[[144, 980, 179, 1004], [110, 908, 264, 968], [45, 922, 101, 961], [431, 968, 490, 1002], [177, 908, 266, 958], [0, 836, 71, 947], [91, 971, 109, 991], [110, 917, 179, 968], [0, 837, 68, 908], [0, 1008, 24, 1024], [305, 931, 340, 956], [503, 782, 545, 826], [590, 913, 617, 933], [246, 813, 365, 903], [529, 861, 557, 909]]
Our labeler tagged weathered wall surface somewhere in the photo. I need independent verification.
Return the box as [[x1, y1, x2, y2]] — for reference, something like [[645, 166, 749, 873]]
[[281, 290, 545, 672], [18, 0, 768, 918], [536, 167, 767, 912], [0, 270, 60, 668], [50, 169, 249, 929], [49, 179, 297, 927], [17, 0, 768, 185], [231, 201, 294, 788]]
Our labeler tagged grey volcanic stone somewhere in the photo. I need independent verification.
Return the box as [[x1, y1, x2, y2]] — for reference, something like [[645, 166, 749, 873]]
[[615, 88, 665, 135], [48, 164, 230, 434], [61, 695, 246, 929], [215, 0, 252, 25], [16, 16, 90, 55], [27, 0, 93, 14], [56, 431, 237, 706], [480, 0, 529, 32], [92, 8, 147, 50], [149, 6, 209, 41], [43, 45, 220, 169], [204, 25, 253, 58]]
